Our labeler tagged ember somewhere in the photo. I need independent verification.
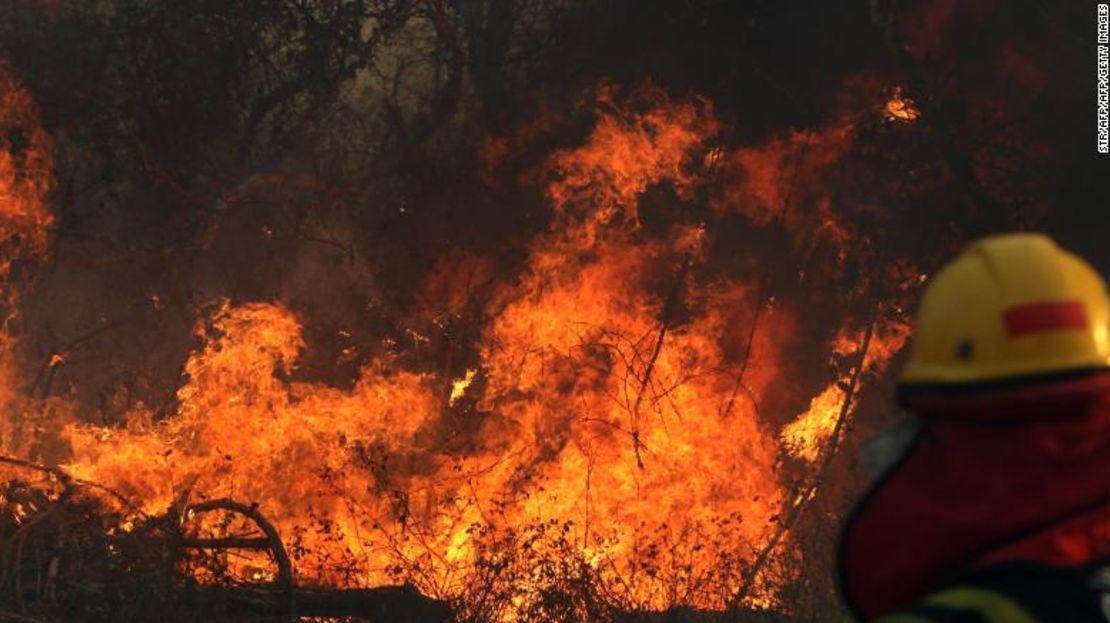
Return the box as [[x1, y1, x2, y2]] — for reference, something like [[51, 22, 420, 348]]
[[884, 88, 921, 123]]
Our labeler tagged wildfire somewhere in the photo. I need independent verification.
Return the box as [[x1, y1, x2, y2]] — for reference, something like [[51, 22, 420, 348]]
[[0, 65, 54, 451], [0, 66, 53, 270], [545, 81, 719, 242], [3, 75, 920, 617]]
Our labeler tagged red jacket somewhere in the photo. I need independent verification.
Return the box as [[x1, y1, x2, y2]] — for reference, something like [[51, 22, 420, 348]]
[[838, 374, 1110, 620]]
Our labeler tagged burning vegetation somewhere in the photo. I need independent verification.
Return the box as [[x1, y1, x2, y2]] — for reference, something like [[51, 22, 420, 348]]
[[0, 1, 1101, 621]]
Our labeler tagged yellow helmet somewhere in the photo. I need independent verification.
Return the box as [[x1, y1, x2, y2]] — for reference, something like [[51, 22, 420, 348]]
[[899, 233, 1110, 388]]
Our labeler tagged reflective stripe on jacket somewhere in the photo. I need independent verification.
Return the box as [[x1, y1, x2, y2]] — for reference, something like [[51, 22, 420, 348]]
[[871, 563, 1109, 623]]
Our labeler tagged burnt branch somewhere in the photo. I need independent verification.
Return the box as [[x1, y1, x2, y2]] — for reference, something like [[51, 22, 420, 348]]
[[629, 257, 691, 470], [183, 498, 294, 592], [729, 305, 879, 608]]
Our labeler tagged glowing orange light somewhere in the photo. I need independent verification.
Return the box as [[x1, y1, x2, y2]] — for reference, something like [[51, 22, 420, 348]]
[[885, 88, 921, 122]]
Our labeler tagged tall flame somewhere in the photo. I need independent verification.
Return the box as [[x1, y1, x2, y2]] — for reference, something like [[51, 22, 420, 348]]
[[0, 76, 921, 617], [0, 64, 54, 450]]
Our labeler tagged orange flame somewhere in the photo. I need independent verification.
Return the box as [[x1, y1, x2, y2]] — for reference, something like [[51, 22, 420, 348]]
[[0, 64, 55, 450], [0, 77, 920, 617], [0, 67, 53, 269], [781, 318, 913, 462], [545, 82, 719, 243], [885, 88, 921, 122]]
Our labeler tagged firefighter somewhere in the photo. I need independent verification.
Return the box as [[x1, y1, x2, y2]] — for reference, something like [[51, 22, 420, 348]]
[[837, 233, 1110, 622]]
